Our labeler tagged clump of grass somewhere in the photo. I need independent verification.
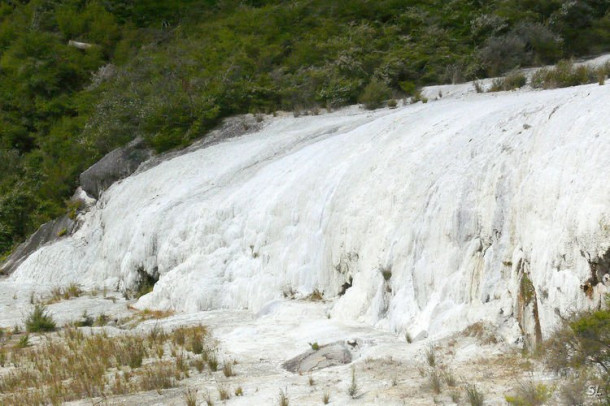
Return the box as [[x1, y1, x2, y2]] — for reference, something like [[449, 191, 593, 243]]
[[462, 321, 498, 345], [235, 386, 243, 396], [278, 388, 289, 406], [305, 289, 324, 301], [75, 310, 94, 327], [65, 283, 82, 298], [186, 325, 207, 354], [322, 390, 330, 404], [208, 353, 219, 371], [223, 361, 235, 377], [348, 367, 358, 398], [192, 356, 205, 372], [47, 283, 83, 303], [0, 324, 215, 404], [175, 352, 190, 376], [442, 370, 457, 387], [16, 334, 30, 348], [411, 89, 428, 104], [505, 381, 552, 406], [95, 313, 109, 326], [490, 70, 527, 92], [425, 346, 436, 367], [597, 65, 607, 85], [203, 391, 214, 406], [138, 308, 175, 321], [531, 59, 599, 89], [309, 342, 320, 351], [25, 305, 56, 333], [473, 80, 484, 93], [139, 361, 177, 393], [429, 370, 442, 394], [184, 388, 197, 406], [218, 386, 230, 400], [380, 265, 392, 281], [308, 375, 315, 386], [466, 384, 484, 406]]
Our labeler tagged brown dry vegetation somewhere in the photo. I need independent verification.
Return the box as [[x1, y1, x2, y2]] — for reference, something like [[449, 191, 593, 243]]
[[0, 325, 214, 405], [45, 283, 83, 304]]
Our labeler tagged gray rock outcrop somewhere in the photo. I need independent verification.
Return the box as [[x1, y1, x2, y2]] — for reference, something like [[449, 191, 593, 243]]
[[0, 215, 75, 275], [80, 137, 153, 198], [282, 342, 354, 373]]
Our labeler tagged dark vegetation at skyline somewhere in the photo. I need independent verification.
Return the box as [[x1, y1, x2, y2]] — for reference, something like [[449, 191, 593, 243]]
[[0, 0, 609, 256]]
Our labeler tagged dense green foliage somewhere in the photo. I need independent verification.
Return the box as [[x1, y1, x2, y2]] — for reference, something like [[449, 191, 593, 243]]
[[0, 0, 609, 256], [544, 306, 610, 403], [25, 304, 56, 332]]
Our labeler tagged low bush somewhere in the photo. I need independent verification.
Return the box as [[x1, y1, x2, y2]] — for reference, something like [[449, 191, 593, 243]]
[[490, 71, 527, 92], [542, 304, 610, 403], [505, 381, 553, 406], [531, 60, 598, 89], [359, 80, 392, 110], [25, 305, 56, 333]]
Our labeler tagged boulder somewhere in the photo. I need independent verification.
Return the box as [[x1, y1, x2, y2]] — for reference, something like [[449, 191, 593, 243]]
[[80, 137, 153, 198], [282, 342, 353, 373]]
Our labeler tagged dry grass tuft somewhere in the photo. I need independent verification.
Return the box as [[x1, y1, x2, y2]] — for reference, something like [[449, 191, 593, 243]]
[[0, 324, 214, 404], [46, 283, 83, 304], [462, 321, 498, 344], [223, 360, 235, 377]]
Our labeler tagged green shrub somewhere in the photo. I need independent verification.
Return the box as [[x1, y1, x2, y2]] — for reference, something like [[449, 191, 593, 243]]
[[75, 310, 94, 327], [399, 81, 417, 96], [412, 90, 428, 104], [490, 71, 527, 92], [531, 60, 598, 89], [543, 304, 610, 404], [16, 334, 30, 348], [25, 305, 56, 333], [505, 382, 552, 406], [359, 80, 392, 110]]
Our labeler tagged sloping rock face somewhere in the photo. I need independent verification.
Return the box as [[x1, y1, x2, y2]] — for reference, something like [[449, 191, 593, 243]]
[[80, 137, 153, 198], [9, 83, 610, 345], [0, 188, 95, 276], [0, 215, 75, 275]]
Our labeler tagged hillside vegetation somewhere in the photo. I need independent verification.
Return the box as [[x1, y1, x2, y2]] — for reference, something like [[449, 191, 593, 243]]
[[0, 0, 609, 256]]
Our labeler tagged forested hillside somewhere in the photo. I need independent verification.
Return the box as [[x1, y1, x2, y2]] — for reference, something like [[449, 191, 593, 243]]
[[1, 0, 609, 257]]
